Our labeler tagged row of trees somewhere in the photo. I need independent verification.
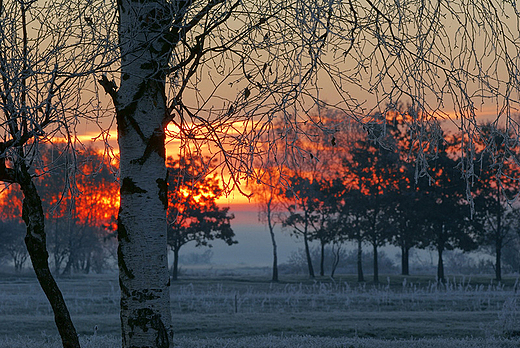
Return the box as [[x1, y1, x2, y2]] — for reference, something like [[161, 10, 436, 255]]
[[255, 110, 520, 283], [2, 120, 517, 286], [0, 146, 235, 279], [0, 146, 119, 275]]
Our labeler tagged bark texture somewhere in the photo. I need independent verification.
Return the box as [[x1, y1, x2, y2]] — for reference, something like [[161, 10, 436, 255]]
[[109, 0, 173, 346], [18, 166, 80, 348]]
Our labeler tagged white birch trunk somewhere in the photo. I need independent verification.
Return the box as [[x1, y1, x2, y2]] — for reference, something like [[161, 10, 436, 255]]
[[113, 1, 173, 346]]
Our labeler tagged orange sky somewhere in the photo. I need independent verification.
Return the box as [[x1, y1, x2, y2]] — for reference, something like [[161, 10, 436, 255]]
[[75, 127, 255, 208], [73, 99, 509, 211]]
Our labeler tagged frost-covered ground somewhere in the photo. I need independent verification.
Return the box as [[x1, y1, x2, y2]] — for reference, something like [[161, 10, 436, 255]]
[[0, 336, 519, 348], [0, 273, 519, 347]]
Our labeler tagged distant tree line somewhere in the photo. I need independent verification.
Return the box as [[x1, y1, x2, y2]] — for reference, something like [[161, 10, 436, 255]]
[[0, 145, 119, 275], [0, 145, 235, 278], [257, 108, 520, 283], [1, 110, 519, 286]]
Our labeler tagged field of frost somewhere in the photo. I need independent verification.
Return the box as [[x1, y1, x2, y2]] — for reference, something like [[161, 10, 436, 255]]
[[1, 272, 520, 347]]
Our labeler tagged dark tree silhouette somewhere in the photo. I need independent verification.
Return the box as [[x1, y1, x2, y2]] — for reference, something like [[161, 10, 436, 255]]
[[166, 155, 235, 281], [389, 180, 426, 276], [472, 124, 520, 281], [347, 120, 401, 284], [417, 136, 477, 283], [282, 176, 325, 278], [384, 110, 428, 276], [324, 177, 362, 280]]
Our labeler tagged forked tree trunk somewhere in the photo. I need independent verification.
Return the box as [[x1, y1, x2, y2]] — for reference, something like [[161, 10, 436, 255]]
[[62, 255, 73, 276], [19, 167, 80, 348], [101, 1, 173, 346]]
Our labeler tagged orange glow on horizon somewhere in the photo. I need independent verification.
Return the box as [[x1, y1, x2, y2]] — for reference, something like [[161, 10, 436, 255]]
[[29, 104, 508, 215], [216, 193, 254, 207]]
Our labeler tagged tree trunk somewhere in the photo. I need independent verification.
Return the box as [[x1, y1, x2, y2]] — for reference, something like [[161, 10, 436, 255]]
[[330, 243, 341, 279], [14, 258, 20, 272], [105, 1, 173, 346], [357, 237, 364, 282], [320, 239, 325, 277], [495, 185, 502, 282], [19, 169, 80, 348], [172, 247, 180, 281], [52, 222, 62, 274], [62, 252, 74, 277], [303, 232, 315, 278], [373, 242, 379, 284], [437, 247, 445, 283], [495, 239, 502, 282], [54, 253, 61, 275], [267, 207, 278, 282], [401, 244, 409, 276], [84, 254, 91, 275]]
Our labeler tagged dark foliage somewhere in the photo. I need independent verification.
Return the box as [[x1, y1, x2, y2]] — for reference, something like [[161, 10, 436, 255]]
[[166, 155, 236, 280]]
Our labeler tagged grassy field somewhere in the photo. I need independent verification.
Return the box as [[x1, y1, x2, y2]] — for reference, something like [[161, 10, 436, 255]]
[[0, 272, 519, 347], [1, 336, 519, 348]]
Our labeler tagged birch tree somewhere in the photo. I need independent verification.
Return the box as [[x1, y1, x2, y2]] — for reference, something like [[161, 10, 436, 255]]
[[96, 0, 520, 347]]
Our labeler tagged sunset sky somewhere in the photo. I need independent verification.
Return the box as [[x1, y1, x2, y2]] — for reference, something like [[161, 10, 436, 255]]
[[65, 104, 507, 268]]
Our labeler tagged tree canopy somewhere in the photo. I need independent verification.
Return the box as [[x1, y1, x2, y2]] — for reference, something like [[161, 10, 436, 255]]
[[166, 155, 235, 280]]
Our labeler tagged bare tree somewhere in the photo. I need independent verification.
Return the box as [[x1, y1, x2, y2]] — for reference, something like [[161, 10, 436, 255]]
[[0, 1, 113, 347], [96, 0, 520, 346], [251, 165, 283, 282]]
